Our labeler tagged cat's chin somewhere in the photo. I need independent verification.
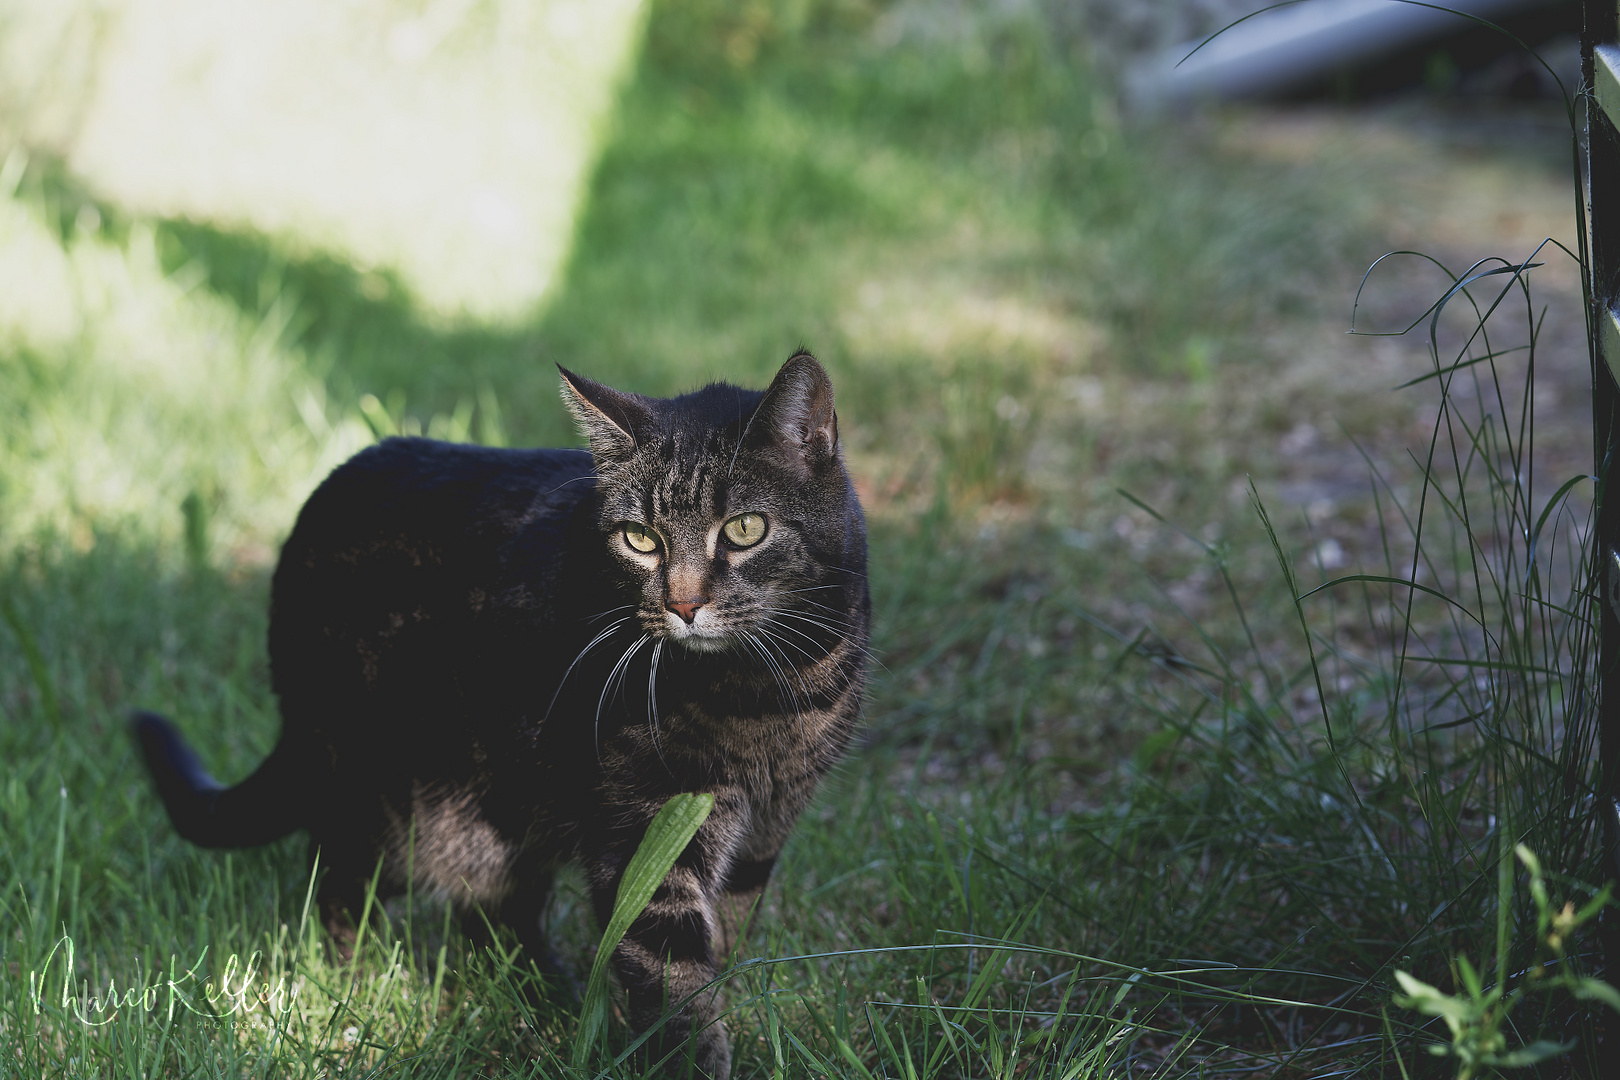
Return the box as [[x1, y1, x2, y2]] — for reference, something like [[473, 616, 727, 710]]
[[667, 630, 733, 654]]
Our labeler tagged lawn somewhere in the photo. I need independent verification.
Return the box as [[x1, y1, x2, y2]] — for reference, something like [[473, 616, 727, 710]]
[[1, 1, 1612, 1076]]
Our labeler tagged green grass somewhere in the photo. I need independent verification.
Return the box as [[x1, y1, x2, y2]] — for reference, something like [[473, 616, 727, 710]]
[[1, 1, 1613, 1076]]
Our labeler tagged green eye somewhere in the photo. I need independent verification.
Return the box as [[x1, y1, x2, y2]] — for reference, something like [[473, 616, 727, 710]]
[[623, 523, 659, 553], [722, 512, 767, 548]]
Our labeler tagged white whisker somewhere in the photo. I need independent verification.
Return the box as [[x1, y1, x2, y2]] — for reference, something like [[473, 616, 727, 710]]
[[770, 609, 850, 637], [752, 631, 813, 779], [544, 619, 630, 722], [744, 632, 802, 720], [770, 603, 848, 625], [759, 623, 821, 665], [766, 606, 888, 676], [596, 633, 650, 761], [647, 639, 669, 774], [587, 604, 636, 625]]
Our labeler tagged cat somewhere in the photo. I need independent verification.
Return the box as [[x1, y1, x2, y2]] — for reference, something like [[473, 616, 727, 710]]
[[132, 352, 870, 1079]]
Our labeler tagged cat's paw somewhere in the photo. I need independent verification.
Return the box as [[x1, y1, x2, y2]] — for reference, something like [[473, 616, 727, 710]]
[[688, 1022, 731, 1080], [643, 1017, 731, 1080]]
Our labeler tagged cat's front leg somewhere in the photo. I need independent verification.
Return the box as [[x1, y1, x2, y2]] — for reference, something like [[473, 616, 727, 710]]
[[588, 820, 737, 1079], [713, 854, 775, 965]]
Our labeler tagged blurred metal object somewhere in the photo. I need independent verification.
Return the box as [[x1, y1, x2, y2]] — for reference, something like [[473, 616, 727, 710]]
[[1607, 548, 1620, 620], [1128, 0, 1567, 108], [1588, 1, 1620, 1069]]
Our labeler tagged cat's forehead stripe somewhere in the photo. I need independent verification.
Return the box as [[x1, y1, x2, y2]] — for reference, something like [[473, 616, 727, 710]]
[[628, 432, 722, 522]]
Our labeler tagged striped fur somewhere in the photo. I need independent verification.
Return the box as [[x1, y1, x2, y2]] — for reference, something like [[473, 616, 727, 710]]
[[134, 353, 868, 1079]]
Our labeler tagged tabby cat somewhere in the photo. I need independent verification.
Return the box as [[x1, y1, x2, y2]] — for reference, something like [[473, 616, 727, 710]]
[[133, 352, 870, 1079]]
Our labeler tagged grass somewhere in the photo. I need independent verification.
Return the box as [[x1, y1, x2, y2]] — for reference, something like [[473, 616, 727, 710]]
[[1, 0, 1614, 1075]]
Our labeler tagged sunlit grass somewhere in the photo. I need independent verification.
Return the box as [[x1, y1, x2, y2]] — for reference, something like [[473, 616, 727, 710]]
[[0, 0, 647, 321], [0, 149, 373, 558]]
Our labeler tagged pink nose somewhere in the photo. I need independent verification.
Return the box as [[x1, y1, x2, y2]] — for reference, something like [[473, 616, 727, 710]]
[[666, 598, 708, 624]]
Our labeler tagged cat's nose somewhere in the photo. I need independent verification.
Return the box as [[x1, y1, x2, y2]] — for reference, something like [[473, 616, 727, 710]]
[[666, 598, 708, 624]]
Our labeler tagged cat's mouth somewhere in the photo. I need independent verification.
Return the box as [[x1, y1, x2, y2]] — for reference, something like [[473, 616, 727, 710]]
[[661, 608, 733, 652]]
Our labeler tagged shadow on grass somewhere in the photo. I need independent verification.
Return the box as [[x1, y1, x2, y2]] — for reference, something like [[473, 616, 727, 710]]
[[22, 155, 562, 440]]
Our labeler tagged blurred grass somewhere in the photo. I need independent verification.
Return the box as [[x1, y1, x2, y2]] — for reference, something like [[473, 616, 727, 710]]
[[1, 0, 1611, 1075]]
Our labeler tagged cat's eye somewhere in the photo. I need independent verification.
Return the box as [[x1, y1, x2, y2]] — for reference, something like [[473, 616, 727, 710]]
[[722, 512, 767, 548], [622, 522, 659, 553]]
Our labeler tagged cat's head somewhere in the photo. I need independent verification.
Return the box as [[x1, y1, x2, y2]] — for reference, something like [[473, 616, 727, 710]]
[[560, 352, 866, 654]]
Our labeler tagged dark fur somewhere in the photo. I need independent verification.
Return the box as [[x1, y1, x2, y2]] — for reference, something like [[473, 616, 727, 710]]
[[134, 353, 869, 1078]]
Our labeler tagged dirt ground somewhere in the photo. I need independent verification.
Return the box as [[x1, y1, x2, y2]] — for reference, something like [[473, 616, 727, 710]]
[[1081, 97, 1591, 609]]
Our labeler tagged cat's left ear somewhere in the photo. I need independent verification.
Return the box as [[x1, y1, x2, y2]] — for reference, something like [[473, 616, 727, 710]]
[[746, 351, 839, 468], [558, 366, 653, 462]]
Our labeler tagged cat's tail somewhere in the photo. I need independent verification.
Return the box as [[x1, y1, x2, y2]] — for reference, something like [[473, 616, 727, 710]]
[[131, 711, 304, 848]]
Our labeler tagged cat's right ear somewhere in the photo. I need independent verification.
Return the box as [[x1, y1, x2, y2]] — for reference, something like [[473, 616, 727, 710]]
[[558, 366, 652, 462]]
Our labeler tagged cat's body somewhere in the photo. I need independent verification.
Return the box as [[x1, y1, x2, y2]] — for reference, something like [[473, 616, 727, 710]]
[[134, 354, 869, 1079]]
